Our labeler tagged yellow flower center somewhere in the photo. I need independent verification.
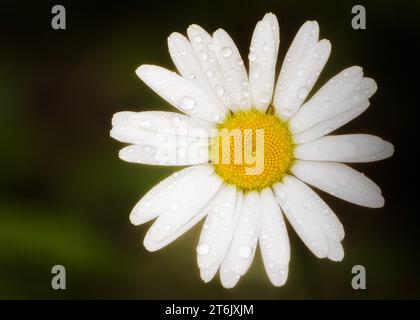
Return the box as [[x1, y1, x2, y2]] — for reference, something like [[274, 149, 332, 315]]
[[211, 108, 294, 191]]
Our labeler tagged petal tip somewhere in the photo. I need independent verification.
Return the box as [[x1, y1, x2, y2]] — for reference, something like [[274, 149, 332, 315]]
[[143, 238, 159, 252], [135, 65, 147, 79]]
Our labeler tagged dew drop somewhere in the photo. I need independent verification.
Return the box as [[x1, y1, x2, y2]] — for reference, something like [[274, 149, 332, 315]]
[[242, 89, 250, 98], [281, 108, 292, 117], [179, 96, 196, 110], [258, 92, 270, 104], [212, 113, 221, 122], [297, 68, 304, 77], [194, 36, 203, 43], [251, 64, 261, 79], [140, 120, 151, 127], [170, 202, 180, 210], [239, 98, 247, 106], [215, 85, 225, 96], [276, 190, 287, 200], [198, 51, 208, 61], [248, 52, 257, 62], [298, 86, 309, 99], [221, 47, 233, 58], [143, 146, 152, 153], [237, 245, 252, 258], [196, 243, 211, 256]]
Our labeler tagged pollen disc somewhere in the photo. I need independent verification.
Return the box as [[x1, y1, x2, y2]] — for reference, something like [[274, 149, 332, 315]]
[[211, 109, 294, 191]]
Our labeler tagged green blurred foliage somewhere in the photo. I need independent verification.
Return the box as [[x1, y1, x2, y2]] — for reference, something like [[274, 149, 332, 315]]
[[0, 0, 419, 299]]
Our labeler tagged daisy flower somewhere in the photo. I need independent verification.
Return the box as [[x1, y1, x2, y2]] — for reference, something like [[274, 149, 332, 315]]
[[110, 13, 394, 288]]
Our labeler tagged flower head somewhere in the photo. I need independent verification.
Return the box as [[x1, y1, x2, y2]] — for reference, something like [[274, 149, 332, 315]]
[[111, 13, 394, 288]]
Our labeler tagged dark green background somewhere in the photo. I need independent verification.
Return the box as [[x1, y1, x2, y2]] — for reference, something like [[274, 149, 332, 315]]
[[0, 0, 418, 299]]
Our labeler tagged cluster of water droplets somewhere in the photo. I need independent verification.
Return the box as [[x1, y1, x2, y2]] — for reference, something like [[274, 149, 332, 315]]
[[273, 21, 331, 121], [295, 134, 387, 163], [289, 66, 376, 136], [274, 176, 344, 259]]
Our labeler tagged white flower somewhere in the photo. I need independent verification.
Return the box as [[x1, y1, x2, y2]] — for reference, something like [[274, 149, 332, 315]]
[[110, 13, 394, 288]]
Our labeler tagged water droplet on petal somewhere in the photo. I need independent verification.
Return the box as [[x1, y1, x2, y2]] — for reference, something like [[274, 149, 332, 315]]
[[251, 63, 261, 79], [221, 47, 233, 58], [198, 51, 208, 61], [212, 113, 221, 122], [248, 52, 257, 61], [282, 108, 292, 117], [170, 202, 180, 210], [215, 85, 225, 96], [258, 92, 270, 104], [303, 201, 312, 209], [237, 245, 252, 258], [179, 96, 195, 110], [298, 86, 309, 99], [242, 89, 250, 98], [196, 243, 211, 256], [277, 190, 287, 200]]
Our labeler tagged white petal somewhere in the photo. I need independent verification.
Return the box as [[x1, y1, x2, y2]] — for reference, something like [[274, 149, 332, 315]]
[[292, 160, 384, 208], [292, 100, 370, 144], [168, 32, 221, 104], [213, 29, 252, 111], [259, 188, 290, 287], [111, 111, 213, 142], [249, 13, 279, 111], [274, 21, 331, 119], [197, 187, 243, 283], [290, 67, 377, 134], [327, 238, 344, 262], [118, 138, 209, 166], [142, 165, 223, 251], [219, 267, 240, 289], [295, 134, 394, 163], [136, 65, 227, 123], [273, 175, 345, 259], [187, 25, 234, 110], [220, 192, 260, 288], [265, 12, 280, 51], [129, 165, 213, 225]]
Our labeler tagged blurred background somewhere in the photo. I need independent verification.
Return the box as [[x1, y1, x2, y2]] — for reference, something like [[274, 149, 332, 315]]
[[0, 0, 419, 299]]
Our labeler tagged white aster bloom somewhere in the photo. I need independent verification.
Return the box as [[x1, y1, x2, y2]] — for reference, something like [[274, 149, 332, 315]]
[[110, 13, 394, 288]]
